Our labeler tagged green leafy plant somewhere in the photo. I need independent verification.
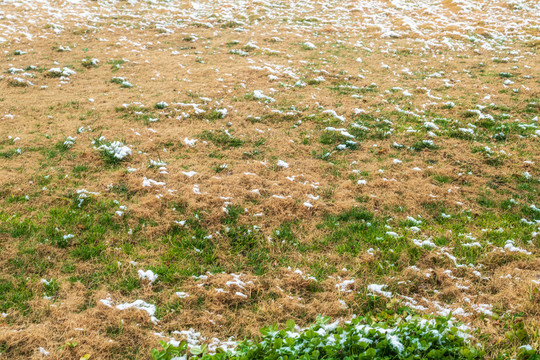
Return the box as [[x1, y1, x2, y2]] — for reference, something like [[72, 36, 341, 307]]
[[152, 340, 187, 360], [151, 313, 483, 360]]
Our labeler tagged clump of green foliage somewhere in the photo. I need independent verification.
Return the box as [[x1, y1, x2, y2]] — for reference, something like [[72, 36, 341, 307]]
[[152, 313, 484, 360]]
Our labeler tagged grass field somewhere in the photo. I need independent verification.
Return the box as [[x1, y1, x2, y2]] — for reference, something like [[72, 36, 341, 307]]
[[0, 0, 539, 358]]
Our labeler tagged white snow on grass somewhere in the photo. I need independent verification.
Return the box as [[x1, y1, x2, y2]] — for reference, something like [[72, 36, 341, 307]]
[[142, 178, 166, 187], [116, 300, 159, 324], [182, 171, 197, 178], [367, 284, 393, 298], [97, 141, 132, 160], [252, 90, 275, 103], [48, 67, 76, 77], [504, 240, 531, 255], [336, 279, 355, 292], [63, 136, 76, 148], [413, 238, 436, 248], [138, 269, 158, 283], [277, 160, 289, 168]]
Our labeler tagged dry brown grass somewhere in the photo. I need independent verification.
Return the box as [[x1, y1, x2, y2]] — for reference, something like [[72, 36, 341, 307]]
[[0, 0, 538, 358]]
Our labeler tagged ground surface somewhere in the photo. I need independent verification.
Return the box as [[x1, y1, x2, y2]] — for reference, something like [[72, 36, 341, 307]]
[[0, 0, 539, 358]]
